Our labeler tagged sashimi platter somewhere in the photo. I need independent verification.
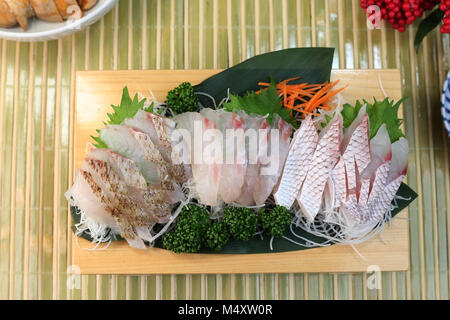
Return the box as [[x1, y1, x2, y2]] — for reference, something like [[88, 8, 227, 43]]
[[68, 48, 417, 274]]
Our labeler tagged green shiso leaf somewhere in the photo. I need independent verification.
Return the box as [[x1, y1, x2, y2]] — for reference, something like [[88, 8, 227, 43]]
[[193, 47, 335, 108], [342, 97, 406, 143], [91, 86, 152, 148], [223, 79, 296, 127]]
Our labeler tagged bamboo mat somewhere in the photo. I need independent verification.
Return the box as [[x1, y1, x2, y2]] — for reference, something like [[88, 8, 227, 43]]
[[0, 0, 448, 300]]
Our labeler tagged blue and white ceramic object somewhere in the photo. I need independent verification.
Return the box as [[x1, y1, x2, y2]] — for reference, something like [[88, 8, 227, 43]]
[[443, 71, 450, 138]]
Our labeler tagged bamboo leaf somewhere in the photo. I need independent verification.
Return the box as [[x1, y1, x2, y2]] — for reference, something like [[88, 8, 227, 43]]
[[414, 9, 444, 53], [193, 47, 335, 108]]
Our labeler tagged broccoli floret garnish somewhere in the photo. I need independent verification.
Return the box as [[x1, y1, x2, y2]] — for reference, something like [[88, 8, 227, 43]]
[[223, 207, 259, 241], [165, 82, 199, 114], [205, 221, 230, 251], [162, 204, 210, 253], [259, 205, 293, 238]]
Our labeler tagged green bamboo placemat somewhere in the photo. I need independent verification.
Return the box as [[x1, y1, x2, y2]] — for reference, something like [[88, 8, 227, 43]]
[[0, 0, 449, 300]]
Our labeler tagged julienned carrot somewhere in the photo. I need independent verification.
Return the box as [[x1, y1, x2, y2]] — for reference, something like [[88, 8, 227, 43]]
[[257, 78, 347, 118]]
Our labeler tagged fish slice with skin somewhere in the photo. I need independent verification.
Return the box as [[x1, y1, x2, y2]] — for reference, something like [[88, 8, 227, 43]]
[[297, 114, 342, 222], [236, 114, 267, 206], [89, 148, 147, 189], [86, 149, 173, 221], [274, 115, 318, 209], [66, 169, 147, 250], [341, 138, 408, 224], [99, 125, 184, 203], [253, 116, 292, 205], [329, 157, 346, 208], [124, 110, 191, 184], [82, 157, 170, 224], [200, 108, 247, 204], [341, 108, 371, 191], [360, 124, 392, 180], [65, 169, 118, 229], [173, 112, 222, 206], [387, 138, 409, 183], [81, 158, 166, 249]]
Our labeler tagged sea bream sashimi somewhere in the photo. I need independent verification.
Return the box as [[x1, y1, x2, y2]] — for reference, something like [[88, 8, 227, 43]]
[[297, 114, 342, 222], [123, 110, 191, 183], [99, 125, 184, 203], [173, 112, 222, 206], [200, 108, 247, 204], [236, 114, 269, 206], [82, 157, 171, 223], [66, 166, 153, 250], [254, 115, 293, 206], [340, 136, 409, 224], [341, 107, 371, 191], [274, 115, 318, 209]]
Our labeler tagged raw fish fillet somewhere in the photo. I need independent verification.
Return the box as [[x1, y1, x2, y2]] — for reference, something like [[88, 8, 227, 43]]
[[173, 112, 222, 206], [100, 125, 184, 203], [236, 113, 267, 206], [124, 110, 191, 183], [200, 109, 247, 203], [329, 157, 346, 208], [297, 115, 342, 222], [67, 167, 150, 249], [361, 124, 392, 180], [66, 169, 118, 228], [274, 115, 318, 209], [254, 116, 292, 205], [88, 148, 147, 189], [367, 160, 390, 204], [83, 158, 170, 223], [387, 138, 409, 183], [364, 174, 405, 223], [342, 111, 371, 191], [340, 134, 408, 224]]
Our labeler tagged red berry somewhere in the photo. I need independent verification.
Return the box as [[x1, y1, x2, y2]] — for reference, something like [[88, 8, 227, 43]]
[[360, 0, 444, 33]]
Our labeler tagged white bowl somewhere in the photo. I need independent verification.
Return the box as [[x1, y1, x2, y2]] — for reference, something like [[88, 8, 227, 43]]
[[0, 0, 117, 42]]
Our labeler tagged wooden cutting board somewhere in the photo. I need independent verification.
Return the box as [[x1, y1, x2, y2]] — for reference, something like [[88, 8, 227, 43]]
[[72, 69, 409, 274]]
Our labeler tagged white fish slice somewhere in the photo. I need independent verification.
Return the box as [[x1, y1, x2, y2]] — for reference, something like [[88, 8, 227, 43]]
[[341, 193, 361, 223], [342, 112, 371, 191], [367, 160, 391, 204], [100, 125, 183, 202], [297, 115, 342, 222], [124, 110, 191, 183], [254, 116, 293, 205], [200, 109, 247, 204], [364, 174, 405, 223], [65, 169, 117, 228], [358, 178, 371, 206], [68, 169, 148, 249], [88, 148, 147, 189], [329, 157, 346, 208], [174, 112, 222, 206], [387, 138, 409, 183], [361, 124, 392, 180], [236, 114, 268, 206], [274, 115, 318, 209]]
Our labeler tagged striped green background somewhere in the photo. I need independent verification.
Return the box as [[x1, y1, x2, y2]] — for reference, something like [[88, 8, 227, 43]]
[[0, 0, 449, 300]]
